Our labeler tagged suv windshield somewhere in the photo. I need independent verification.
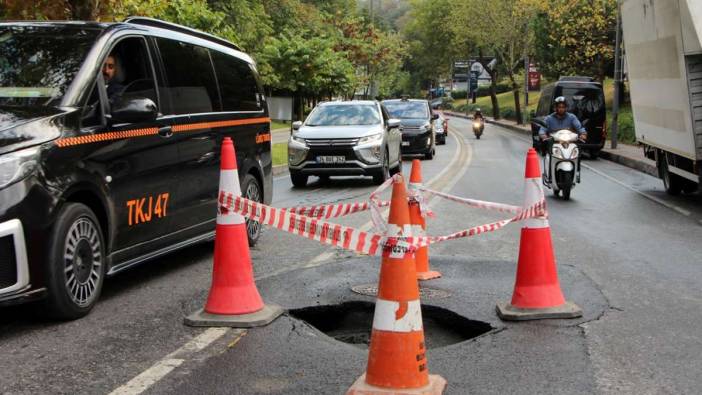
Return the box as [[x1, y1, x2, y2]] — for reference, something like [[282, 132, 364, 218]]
[[383, 101, 428, 119], [0, 26, 100, 107], [305, 104, 380, 126]]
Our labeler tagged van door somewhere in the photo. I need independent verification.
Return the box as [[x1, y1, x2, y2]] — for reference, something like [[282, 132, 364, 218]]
[[152, 37, 223, 238], [79, 36, 180, 263]]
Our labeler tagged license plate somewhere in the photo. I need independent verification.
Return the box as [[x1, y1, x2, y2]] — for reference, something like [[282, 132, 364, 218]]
[[401, 141, 410, 146], [317, 156, 346, 164]]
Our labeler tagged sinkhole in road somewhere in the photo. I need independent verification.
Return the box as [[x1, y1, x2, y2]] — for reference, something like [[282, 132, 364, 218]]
[[289, 301, 492, 350]]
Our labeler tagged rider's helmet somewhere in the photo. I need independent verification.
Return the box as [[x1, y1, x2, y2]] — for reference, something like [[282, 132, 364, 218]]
[[475, 108, 481, 112], [554, 96, 567, 106]]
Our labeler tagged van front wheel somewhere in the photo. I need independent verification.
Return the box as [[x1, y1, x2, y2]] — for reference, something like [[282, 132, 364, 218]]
[[45, 203, 106, 320]]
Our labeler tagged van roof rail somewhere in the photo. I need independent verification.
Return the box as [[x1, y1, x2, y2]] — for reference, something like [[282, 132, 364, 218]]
[[123, 17, 242, 52], [558, 76, 595, 82]]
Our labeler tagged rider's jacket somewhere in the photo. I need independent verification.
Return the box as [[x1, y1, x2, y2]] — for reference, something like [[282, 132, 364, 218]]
[[538, 112, 586, 136]]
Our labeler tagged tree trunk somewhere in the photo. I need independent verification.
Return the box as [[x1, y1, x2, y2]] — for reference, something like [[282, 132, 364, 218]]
[[508, 73, 523, 124], [489, 70, 499, 120]]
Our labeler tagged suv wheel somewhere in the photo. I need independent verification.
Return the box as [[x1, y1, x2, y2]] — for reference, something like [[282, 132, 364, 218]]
[[242, 174, 262, 246], [290, 173, 308, 188], [425, 148, 434, 160], [45, 203, 106, 320], [373, 151, 390, 185]]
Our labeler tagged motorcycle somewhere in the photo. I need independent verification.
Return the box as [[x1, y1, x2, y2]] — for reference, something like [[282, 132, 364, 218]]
[[542, 129, 581, 200], [472, 118, 484, 139]]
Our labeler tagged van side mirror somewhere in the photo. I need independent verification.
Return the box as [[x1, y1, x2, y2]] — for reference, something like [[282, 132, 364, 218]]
[[431, 113, 439, 120], [292, 121, 303, 131], [387, 119, 401, 129], [109, 97, 158, 125]]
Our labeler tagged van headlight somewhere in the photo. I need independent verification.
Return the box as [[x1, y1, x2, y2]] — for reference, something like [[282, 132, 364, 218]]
[[290, 135, 306, 145], [422, 122, 431, 131], [0, 147, 39, 189], [358, 133, 383, 146]]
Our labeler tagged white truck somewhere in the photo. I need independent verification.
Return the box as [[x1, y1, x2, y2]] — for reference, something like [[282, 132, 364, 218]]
[[621, 0, 702, 194]]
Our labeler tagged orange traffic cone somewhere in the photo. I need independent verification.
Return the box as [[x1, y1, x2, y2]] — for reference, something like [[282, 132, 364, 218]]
[[347, 175, 446, 395], [185, 137, 283, 327], [496, 148, 582, 320], [408, 159, 441, 281]]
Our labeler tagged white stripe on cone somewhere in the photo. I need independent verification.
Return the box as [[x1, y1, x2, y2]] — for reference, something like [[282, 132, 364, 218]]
[[523, 178, 548, 229], [218, 169, 245, 225], [372, 298, 423, 332]]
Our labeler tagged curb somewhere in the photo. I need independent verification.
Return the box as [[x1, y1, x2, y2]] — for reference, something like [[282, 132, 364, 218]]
[[598, 149, 658, 177], [272, 164, 289, 177]]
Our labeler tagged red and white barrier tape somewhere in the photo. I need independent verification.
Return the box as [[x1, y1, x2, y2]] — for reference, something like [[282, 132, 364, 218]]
[[219, 189, 546, 258], [285, 200, 390, 219]]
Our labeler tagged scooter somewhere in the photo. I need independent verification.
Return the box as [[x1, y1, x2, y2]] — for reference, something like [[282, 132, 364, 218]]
[[542, 129, 581, 200], [472, 118, 484, 139]]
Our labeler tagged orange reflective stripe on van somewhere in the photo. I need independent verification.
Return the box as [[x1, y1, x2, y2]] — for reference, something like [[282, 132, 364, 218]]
[[55, 117, 271, 148]]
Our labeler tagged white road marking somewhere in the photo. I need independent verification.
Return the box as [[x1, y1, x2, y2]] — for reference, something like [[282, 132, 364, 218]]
[[108, 328, 231, 395]]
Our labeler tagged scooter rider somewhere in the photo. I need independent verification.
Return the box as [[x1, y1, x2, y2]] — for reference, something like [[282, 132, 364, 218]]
[[473, 108, 484, 121], [538, 96, 587, 142], [539, 96, 587, 178]]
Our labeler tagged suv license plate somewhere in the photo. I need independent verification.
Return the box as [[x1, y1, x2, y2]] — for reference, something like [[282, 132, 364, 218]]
[[402, 141, 410, 146], [317, 156, 346, 164]]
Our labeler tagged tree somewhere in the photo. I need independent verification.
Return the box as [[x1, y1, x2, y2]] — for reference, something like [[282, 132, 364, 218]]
[[532, 0, 617, 81]]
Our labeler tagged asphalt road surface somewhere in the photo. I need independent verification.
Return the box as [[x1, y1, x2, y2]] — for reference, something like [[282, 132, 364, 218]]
[[1, 117, 701, 394]]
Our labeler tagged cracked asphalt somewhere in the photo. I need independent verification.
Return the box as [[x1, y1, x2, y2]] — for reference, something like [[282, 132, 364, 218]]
[[2, 118, 702, 394]]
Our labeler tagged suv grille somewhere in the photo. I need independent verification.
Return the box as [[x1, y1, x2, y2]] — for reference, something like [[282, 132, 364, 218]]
[[401, 126, 424, 133], [0, 235, 18, 289], [305, 138, 359, 147]]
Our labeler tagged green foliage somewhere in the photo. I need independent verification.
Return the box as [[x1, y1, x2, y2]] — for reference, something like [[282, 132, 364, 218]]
[[451, 90, 468, 100], [271, 142, 288, 167]]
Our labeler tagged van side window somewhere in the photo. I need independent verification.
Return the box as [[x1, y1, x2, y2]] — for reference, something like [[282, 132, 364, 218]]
[[156, 38, 221, 114], [211, 51, 260, 112], [537, 87, 552, 117]]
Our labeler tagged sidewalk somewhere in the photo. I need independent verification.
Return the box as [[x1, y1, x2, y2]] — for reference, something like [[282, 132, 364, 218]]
[[443, 111, 658, 177]]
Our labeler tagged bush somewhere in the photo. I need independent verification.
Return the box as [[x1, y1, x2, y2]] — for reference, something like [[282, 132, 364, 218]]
[[451, 90, 467, 99], [500, 108, 516, 120], [476, 81, 512, 97]]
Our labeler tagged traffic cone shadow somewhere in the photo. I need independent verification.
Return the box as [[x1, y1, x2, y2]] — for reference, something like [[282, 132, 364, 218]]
[[347, 174, 446, 395], [408, 160, 441, 281], [185, 137, 283, 327], [496, 148, 582, 320]]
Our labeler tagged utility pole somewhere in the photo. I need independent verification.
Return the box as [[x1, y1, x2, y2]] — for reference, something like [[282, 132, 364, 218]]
[[611, 5, 623, 149], [524, 55, 529, 108]]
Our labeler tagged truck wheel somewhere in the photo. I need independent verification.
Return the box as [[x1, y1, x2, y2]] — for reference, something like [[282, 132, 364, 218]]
[[425, 149, 434, 160], [290, 173, 308, 188], [682, 179, 698, 194], [659, 160, 682, 195], [45, 203, 106, 320], [242, 174, 263, 246]]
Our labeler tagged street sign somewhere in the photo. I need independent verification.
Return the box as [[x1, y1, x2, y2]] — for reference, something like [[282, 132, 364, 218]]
[[528, 63, 541, 91]]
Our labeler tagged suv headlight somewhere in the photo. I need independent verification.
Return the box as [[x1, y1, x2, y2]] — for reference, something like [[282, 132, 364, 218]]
[[0, 147, 39, 189], [422, 122, 431, 131], [358, 133, 383, 146], [290, 135, 306, 146]]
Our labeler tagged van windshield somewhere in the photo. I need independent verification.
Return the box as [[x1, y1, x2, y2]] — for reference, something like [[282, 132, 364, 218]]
[[0, 26, 100, 107]]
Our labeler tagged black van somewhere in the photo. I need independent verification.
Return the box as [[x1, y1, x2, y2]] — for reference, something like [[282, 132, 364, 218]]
[[532, 77, 607, 157], [0, 18, 272, 318]]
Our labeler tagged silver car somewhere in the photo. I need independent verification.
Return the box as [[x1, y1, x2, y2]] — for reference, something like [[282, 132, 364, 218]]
[[288, 101, 402, 187]]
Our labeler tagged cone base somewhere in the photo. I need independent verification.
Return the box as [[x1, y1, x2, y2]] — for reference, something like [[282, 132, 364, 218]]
[[347, 373, 447, 395], [417, 271, 442, 281], [184, 303, 283, 328], [496, 301, 582, 321]]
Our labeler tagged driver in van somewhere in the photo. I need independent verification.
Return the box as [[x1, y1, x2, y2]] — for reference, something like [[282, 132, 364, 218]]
[[102, 53, 124, 104], [538, 96, 587, 141]]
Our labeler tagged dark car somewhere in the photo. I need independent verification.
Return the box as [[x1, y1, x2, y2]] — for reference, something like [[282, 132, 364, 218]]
[[532, 76, 606, 157], [0, 18, 273, 318], [382, 98, 437, 159], [287, 101, 402, 186]]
